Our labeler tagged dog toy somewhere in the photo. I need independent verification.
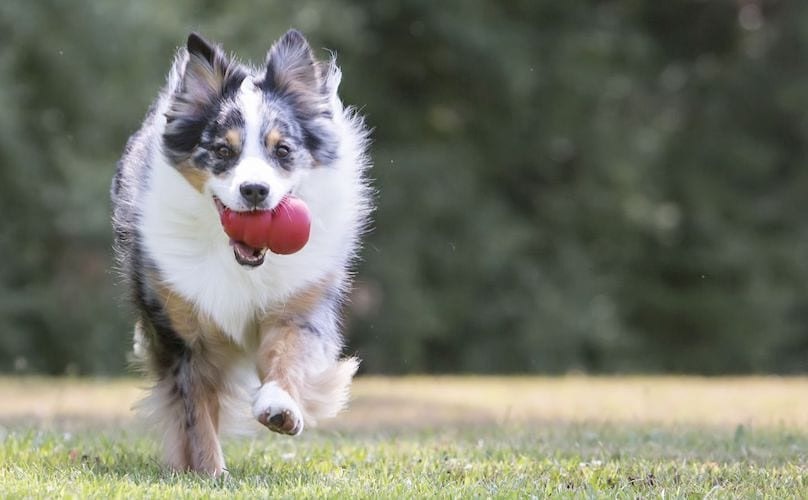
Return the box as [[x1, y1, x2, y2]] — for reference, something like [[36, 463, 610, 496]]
[[220, 196, 311, 255]]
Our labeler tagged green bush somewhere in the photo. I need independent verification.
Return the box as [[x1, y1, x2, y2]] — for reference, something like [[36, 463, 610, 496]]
[[1, 1, 806, 374]]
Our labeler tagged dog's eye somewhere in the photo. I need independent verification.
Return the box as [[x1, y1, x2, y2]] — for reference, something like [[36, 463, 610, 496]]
[[215, 145, 233, 159], [275, 145, 291, 159]]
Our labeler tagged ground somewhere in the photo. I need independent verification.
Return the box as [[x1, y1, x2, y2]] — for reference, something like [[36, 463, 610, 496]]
[[0, 376, 806, 497]]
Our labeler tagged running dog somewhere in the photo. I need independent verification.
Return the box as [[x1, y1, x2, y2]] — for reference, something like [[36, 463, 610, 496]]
[[111, 30, 372, 476]]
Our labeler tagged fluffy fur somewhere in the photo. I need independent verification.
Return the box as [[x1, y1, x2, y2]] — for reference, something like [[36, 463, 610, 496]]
[[111, 30, 371, 476]]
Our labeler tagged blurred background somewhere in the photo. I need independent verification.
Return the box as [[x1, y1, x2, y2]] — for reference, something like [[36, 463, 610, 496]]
[[0, 0, 807, 376]]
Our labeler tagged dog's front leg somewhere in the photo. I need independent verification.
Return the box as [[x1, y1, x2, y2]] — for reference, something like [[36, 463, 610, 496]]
[[252, 322, 308, 435], [252, 317, 359, 435], [137, 297, 227, 476], [155, 347, 226, 476], [252, 281, 359, 435]]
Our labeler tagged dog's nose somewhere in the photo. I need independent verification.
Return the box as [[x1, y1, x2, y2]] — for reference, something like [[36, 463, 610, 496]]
[[239, 182, 270, 206]]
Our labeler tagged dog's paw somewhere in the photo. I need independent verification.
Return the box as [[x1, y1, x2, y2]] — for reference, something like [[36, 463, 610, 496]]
[[252, 382, 304, 436]]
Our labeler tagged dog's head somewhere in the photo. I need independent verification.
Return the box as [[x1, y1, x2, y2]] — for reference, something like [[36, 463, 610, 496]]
[[162, 30, 339, 267]]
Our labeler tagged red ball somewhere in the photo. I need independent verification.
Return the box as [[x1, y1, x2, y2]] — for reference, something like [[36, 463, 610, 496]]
[[219, 196, 311, 255], [268, 196, 312, 255]]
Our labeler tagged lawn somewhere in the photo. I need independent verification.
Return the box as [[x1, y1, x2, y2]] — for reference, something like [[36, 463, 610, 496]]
[[0, 376, 806, 497]]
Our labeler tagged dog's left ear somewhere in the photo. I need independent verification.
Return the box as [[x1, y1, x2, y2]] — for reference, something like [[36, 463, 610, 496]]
[[260, 29, 325, 100], [261, 30, 338, 164]]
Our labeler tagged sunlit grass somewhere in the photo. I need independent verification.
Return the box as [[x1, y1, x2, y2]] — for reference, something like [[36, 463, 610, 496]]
[[1, 376, 806, 497]]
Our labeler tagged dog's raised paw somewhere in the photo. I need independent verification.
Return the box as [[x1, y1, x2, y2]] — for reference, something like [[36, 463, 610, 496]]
[[259, 407, 302, 435], [252, 382, 304, 436]]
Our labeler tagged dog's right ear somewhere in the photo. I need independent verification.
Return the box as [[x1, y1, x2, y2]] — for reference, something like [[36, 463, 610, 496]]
[[164, 33, 246, 163]]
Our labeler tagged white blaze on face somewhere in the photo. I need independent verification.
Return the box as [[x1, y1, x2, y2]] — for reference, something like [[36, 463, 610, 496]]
[[207, 77, 301, 211]]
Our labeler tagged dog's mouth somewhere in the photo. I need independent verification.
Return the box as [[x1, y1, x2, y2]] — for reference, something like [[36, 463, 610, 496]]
[[214, 198, 267, 268], [231, 241, 267, 267]]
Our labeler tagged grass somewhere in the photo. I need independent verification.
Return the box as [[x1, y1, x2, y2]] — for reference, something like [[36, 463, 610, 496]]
[[0, 376, 806, 498]]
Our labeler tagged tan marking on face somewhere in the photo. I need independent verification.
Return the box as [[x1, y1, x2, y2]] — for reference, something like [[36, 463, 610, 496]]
[[266, 128, 282, 149], [224, 129, 242, 151], [177, 161, 211, 194]]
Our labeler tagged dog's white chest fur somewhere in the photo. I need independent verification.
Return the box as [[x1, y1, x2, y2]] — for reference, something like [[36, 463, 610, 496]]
[[131, 59, 369, 346], [139, 145, 361, 345]]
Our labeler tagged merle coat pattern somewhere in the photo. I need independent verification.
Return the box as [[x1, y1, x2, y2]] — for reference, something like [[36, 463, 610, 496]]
[[111, 30, 371, 476]]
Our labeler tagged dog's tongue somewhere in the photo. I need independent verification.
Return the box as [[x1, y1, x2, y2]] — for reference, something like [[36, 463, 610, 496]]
[[219, 196, 311, 255]]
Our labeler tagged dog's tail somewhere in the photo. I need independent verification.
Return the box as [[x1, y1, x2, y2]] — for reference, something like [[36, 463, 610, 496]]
[[300, 356, 359, 426]]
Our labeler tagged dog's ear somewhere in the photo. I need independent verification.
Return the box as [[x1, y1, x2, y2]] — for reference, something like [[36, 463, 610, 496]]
[[179, 32, 243, 110], [164, 33, 245, 162], [260, 30, 338, 164], [186, 32, 216, 69], [260, 29, 323, 98]]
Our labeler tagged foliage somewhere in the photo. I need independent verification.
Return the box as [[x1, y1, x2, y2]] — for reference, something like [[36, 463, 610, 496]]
[[0, 1, 807, 374]]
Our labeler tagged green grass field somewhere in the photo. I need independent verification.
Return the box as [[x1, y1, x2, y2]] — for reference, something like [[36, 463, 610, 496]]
[[0, 376, 806, 497]]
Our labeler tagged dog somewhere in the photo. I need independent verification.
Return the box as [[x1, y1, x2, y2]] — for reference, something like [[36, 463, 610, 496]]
[[110, 30, 372, 476]]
